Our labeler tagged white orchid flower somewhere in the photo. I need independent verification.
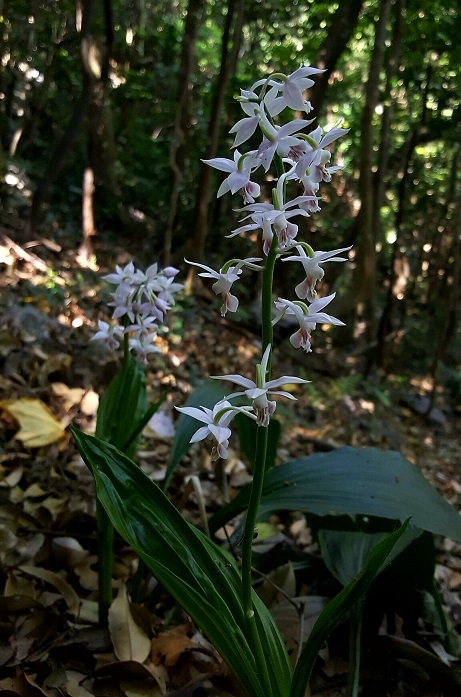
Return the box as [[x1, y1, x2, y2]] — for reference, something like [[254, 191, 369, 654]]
[[186, 257, 263, 316], [231, 86, 284, 148], [212, 344, 308, 427], [91, 320, 123, 351], [273, 293, 345, 353], [103, 262, 138, 286], [203, 150, 261, 203], [277, 65, 325, 111], [295, 124, 349, 183], [283, 245, 352, 301], [257, 107, 312, 172], [230, 192, 310, 254], [175, 399, 251, 461]]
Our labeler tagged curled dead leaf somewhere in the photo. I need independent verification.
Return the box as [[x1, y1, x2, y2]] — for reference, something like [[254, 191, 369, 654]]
[[0, 398, 66, 447], [18, 565, 80, 615], [108, 583, 151, 663], [151, 625, 210, 668]]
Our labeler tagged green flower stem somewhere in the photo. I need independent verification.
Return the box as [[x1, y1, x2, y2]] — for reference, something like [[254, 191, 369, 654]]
[[241, 423, 271, 693], [130, 557, 146, 603], [97, 499, 114, 625], [240, 224, 279, 693], [261, 239, 278, 359], [346, 601, 364, 697], [96, 329, 130, 625]]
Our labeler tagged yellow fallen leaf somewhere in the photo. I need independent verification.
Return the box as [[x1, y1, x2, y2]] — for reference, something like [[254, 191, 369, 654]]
[[51, 382, 85, 411], [109, 583, 151, 663], [19, 564, 80, 615], [64, 671, 95, 697], [151, 624, 205, 668], [0, 398, 66, 447]]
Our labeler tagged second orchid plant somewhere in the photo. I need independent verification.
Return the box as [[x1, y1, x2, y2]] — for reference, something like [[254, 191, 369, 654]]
[[74, 65, 408, 697], [180, 65, 350, 454], [177, 65, 351, 647]]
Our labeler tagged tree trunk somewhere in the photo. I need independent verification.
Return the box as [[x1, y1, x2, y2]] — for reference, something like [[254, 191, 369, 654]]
[[426, 182, 460, 414], [30, 0, 98, 233], [376, 63, 432, 369], [87, 0, 124, 214], [188, 0, 245, 263], [77, 166, 96, 266], [309, 0, 364, 116], [353, 0, 393, 349], [373, 0, 404, 239], [163, 0, 206, 266]]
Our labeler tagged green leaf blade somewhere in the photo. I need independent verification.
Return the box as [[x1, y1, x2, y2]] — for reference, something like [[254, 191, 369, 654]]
[[73, 429, 292, 697], [210, 447, 461, 541], [96, 355, 147, 457], [289, 521, 410, 697], [165, 380, 228, 488]]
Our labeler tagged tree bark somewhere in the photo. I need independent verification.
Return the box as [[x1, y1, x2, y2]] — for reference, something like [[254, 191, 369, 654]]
[[353, 0, 393, 348], [376, 62, 432, 369], [188, 0, 245, 262], [373, 0, 404, 239], [163, 0, 206, 266], [426, 178, 460, 414], [30, 0, 98, 233], [87, 0, 121, 205], [309, 0, 364, 116]]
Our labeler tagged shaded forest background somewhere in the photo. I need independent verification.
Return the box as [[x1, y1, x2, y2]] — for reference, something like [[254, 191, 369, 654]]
[[0, 0, 460, 393]]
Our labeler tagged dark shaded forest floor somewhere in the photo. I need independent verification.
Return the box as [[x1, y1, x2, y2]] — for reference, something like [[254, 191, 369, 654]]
[[1, 228, 460, 697]]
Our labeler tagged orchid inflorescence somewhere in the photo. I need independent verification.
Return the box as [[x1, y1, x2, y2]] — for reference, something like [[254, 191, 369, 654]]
[[92, 262, 183, 360], [178, 65, 351, 460]]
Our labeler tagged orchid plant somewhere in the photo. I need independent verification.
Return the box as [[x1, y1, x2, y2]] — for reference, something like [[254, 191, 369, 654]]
[[73, 65, 413, 697], [88, 262, 182, 621]]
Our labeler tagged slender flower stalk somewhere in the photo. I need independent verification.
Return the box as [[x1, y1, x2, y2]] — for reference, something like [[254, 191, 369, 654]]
[[91, 262, 182, 623], [178, 65, 349, 683]]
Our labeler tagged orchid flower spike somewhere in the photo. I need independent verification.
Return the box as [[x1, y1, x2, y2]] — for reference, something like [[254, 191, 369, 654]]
[[282, 245, 352, 301], [203, 150, 261, 203], [186, 258, 263, 316], [211, 344, 308, 427], [176, 399, 253, 461], [273, 293, 345, 353]]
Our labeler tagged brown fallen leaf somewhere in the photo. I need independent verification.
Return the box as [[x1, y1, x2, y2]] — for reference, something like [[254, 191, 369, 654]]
[[108, 583, 151, 663], [151, 625, 209, 668], [63, 670, 96, 697], [18, 564, 80, 615], [94, 658, 168, 694], [0, 398, 66, 447], [0, 672, 52, 696], [271, 595, 328, 664], [51, 382, 85, 411]]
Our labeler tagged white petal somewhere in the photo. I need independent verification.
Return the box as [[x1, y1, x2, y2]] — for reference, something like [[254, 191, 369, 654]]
[[266, 376, 309, 389], [190, 426, 212, 443], [176, 406, 211, 424], [211, 374, 255, 389], [203, 157, 236, 173]]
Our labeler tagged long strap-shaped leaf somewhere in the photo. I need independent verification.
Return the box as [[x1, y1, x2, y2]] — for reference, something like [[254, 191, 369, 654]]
[[209, 448, 461, 541], [289, 520, 409, 697], [73, 429, 292, 697]]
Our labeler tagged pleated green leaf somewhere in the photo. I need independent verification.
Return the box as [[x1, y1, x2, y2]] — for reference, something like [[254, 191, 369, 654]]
[[289, 521, 410, 697], [318, 526, 424, 587], [164, 380, 228, 488], [96, 354, 147, 458], [209, 447, 461, 541], [73, 429, 292, 697]]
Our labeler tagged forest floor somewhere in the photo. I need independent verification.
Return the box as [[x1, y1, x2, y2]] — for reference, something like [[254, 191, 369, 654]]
[[1, 229, 461, 697]]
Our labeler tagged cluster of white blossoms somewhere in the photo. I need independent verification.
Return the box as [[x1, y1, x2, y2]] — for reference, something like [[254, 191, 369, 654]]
[[92, 262, 182, 360], [177, 66, 351, 461]]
